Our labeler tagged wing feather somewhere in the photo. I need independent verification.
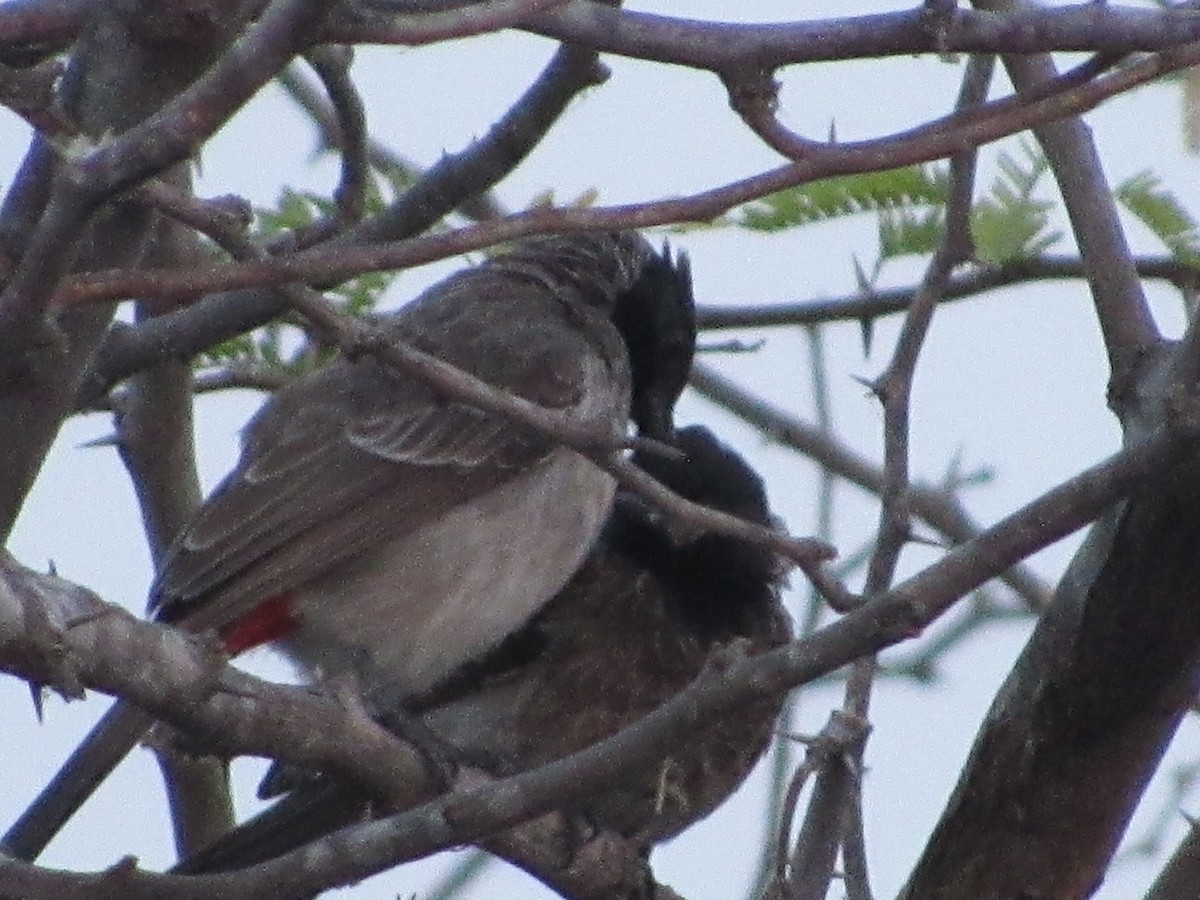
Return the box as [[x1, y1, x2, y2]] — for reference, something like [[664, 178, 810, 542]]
[[152, 266, 631, 628]]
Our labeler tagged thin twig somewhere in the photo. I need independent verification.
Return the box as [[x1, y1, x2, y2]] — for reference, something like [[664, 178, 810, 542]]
[[696, 255, 1200, 332], [691, 362, 1053, 611], [294, 45, 370, 243]]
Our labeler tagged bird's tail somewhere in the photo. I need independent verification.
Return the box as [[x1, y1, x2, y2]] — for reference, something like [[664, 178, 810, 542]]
[[171, 781, 370, 873], [1, 701, 152, 861]]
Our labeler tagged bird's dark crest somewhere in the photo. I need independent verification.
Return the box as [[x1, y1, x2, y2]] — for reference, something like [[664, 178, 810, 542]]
[[611, 241, 697, 439]]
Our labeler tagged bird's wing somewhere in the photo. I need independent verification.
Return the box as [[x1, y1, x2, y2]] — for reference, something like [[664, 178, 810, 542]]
[[153, 274, 627, 630]]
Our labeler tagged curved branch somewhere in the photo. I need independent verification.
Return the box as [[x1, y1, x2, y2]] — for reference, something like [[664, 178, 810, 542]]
[[57, 44, 1200, 316], [3, 405, 1187, 895], [329, 3, 1200, 69]]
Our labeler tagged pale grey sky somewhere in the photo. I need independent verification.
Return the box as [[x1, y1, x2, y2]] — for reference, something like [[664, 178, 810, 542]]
[[3, 2, 1198, 897]]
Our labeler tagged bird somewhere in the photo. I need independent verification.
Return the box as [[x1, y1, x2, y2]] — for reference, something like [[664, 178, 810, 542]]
[[174, 424, 792, 874], [2, 230, 698, 862]]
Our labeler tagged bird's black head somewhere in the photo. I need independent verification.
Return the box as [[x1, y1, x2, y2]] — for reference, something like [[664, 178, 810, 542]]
[[609, 425, 786, 641], [497, 231, 696, 440], [634, 425, 770, 528], [611, 243, 696, 441]]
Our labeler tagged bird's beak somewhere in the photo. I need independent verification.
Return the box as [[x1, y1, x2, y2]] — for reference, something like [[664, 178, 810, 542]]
[[640, 401, 675, 442]]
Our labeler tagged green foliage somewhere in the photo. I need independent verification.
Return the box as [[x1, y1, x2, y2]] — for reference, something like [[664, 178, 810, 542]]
[[255, 186, 333, 234], [733, 165, 948, 233], [196, 321, 294, 373], [198, 182, 401, 376], [970, 142, 1062, 263], [1116, 171, 1200, 265], [878, 204, 944, 261], [724, 142, 1200, 274], [724, 140, 1064, 274]]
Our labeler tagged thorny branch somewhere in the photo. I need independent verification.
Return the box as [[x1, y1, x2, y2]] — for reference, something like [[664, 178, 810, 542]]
[[4, 389, 1200, 895], [73, 37, 605, 407], [975, 0, 1159, 381], [0, 0, 1197, 896], [47, 42, 1200, 317], [767, 54, 995, 900], [8, 2, 1200, 70], [274, 64, 507, 223], [696, 255, 1200, 332], [345, 3, 1200, 67]]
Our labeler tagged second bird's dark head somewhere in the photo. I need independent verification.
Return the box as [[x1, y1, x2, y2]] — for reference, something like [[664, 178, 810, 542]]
[[610, 424, 787, 642]]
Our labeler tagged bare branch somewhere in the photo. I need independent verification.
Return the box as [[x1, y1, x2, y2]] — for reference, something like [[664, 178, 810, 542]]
[[277, 62, 507, 221], [0, 0, 259, 542], [486, 3, 1200, 68], [0, 0, 83, 66], [54, 45, 1200, 315], [295, 46, 370, 241], [342, 0, 571, 46], [696, 256, 1200, 332], [74, 38, 606, 405]]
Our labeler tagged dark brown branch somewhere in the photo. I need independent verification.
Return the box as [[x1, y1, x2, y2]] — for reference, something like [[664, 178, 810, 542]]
[[863, 56, 989, 597], [349, 0, 571, 45], [0, 0, 258, 542], [1145, 822, 1200, 900], [295, 46, 370, 240], [74, 38, 605, 406], [695, 255, 1200, 331], [66, 0, 337, 202], [329, 3, 1200, 69], [274, 65, 507, 222], [766, 712, 869, 900], [332, 40, 606, 246], [116, 209, 232, 860], [13, 2, 1200, 73], [0, 0, 84, 66], [292, 280, 835, 572], [900, 443, 1200, 896], [896, 11, 1189, 894], [0, 561, 435, 810], [978, 0, 1159, 388], [0, 56, 63, 129], [54, 43, 1200, 317], [778, 56, 993, 900]]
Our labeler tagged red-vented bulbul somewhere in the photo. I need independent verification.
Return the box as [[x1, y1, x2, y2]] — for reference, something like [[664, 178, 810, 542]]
[[174, 425, 791, 874], [3, 231, 697, 861]]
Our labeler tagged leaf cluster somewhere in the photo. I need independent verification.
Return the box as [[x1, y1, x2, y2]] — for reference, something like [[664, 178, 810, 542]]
[[722, 138, 1200, 288]]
